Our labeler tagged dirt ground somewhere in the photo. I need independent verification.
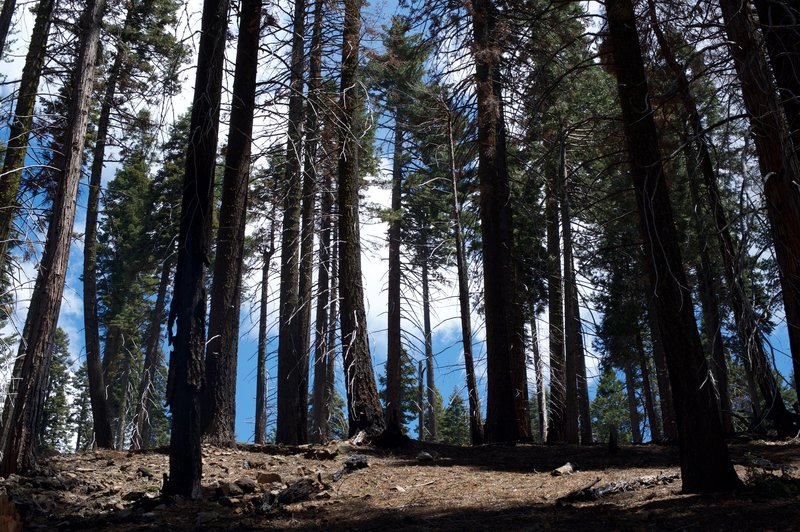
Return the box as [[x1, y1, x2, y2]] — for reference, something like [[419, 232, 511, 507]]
[[2, 436, 799, 531]]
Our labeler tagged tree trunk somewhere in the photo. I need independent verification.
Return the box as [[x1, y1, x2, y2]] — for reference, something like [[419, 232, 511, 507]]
[[383, 116, 405, 441], [418, 360, 425, 440], [163, 0, 229, 499], [530, 308, 547, 442], [276, 0, 308, 446], [606, 0, 740, 492], [324, 225, 338, 436], [572, 286, 592, 445], [471, 0, 530, 444], [546, 157, 566, 444], [0, 0, 55, 269], [337, 0, 385, 438], [559, 134, 579, 444], [0, 0, 16, 58], [636, 331, 662, 442], [255, 224, 275, 445], [447, 107, 483, 445], [202, 0, 261, 446], [421, 255, 437, 442], [623, 359, 642, 444], [0, 0, 107, 476], [719, 0, 800, 436], [132, 255, 174, 450], [115, 352, 131, 448], [645, 296, 678, 441]]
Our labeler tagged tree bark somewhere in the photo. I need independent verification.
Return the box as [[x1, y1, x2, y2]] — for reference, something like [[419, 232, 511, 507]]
[[202, 0, 261, 446], [623, 359, 642, 444], [163, 0, 229, 499], [421, 255, 437, 441], [418, 360, 425, 440], [546, 157, 566, 444], [276, 0, 308, 446], [255, 224, 275, 445], [0, 0, 107, 476], [132, 255, 173, 450], [636, 331, 662, 442], [471, 0, 531, 444], [337, 0, 385, 437], [719, 0, 800, 436], [645, 295, 678, 441], [447, 107, 483, 445], [530, 308, 547, 442], [0, 0, 16, 59], [0, 0, 55, 268], [606, 0, 740, 492]]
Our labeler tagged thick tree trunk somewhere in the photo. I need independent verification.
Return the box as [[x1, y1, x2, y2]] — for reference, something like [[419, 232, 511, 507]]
[[530, 308, 547, 442], [276, 0, 308, 446], [471, 0, 530, 444], [645, 296, 678, 441], [337, 0, 385, 437], [0, 0, 54, 269], [546, 160, 566, 444], [719, 0, 800, 436], [383, 118, 405, 441], [447, 109, 483, 445], [606, 0, 740, 492], [202, 0, 261, 446], [559, 135, 579, 444], [0, 0, 106, 476], [421, 256, 437, 441], [623, 360, 642, 444], [636, 331, 662, 442], [163, 0, 229, 499], [132, 256, 173, 450], [255, 224, 275, 445]]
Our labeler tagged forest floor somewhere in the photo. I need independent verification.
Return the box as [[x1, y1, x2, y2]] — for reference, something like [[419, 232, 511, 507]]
[[2, 435, 800, 531]]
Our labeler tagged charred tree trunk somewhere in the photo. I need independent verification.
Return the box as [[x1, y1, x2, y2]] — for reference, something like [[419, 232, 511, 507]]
[[559, 134, 579, 444], [447, 107, 483, 445], [471, 0, 530, 443], [163, 0, 229, 499], [606, 0, 740, 492], [623, 359, 642, 444], [0, 0, 107, 476], [276, 0, 308, 446], [719, 0, 800, 436], [0, 0, 55, 269], [383, 117, 405, 441], [202, 0, 261, 446], [337, 0, 384, 437], [546, 160, 566, 444], [132, 256, 174, 450], [255, 223, 275, 445]]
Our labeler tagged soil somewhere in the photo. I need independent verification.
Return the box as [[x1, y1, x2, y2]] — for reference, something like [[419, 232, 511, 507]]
[[2, 437, 799, 531]]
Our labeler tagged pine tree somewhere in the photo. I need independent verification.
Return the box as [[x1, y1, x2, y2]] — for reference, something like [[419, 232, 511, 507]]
[[36, 328, 72, 452], [440, 389, 470, 445]]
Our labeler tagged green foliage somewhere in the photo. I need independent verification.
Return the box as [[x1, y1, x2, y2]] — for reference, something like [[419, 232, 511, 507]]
[[37, 328, 73, 452], [330, 389, 349, 440], [71, 363, 93, 452], [378, 349, 418, 431], [591, 367, 632, 444], [439, 388, 470, 445]]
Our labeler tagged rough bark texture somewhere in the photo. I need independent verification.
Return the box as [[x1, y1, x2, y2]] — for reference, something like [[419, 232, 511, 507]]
[[0, 0, 16, 58], [0, 0, 106, 476], [421, 257, 437, 442], [471, 0, 531, 443], [163, 0, 229, 499], [255, 224, 275, 445], [383, 119, 404, 441], [337, 0, 385, 437], [276, 0, 308, 446], [0, 0, 54, 270], [202, 0, 261, 446], [447, 111, 483, 445], [606, 0, 741, 492], [546, 164, 565, 444], [645, 296, 678, 441], [623, 360, 642, 444], [132, 256, 173, 450], [719, 0, 800, 436]]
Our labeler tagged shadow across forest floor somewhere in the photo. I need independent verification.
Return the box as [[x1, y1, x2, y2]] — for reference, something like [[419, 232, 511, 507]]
[[2, 436, 799, 530]]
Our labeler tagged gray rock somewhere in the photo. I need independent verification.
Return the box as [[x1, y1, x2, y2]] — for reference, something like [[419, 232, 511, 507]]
[[416, 451, 434, 463], [235, 477, 258, 493]]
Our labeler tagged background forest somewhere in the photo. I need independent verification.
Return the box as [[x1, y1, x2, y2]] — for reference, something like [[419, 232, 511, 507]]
[[0, 0, 798, 498]]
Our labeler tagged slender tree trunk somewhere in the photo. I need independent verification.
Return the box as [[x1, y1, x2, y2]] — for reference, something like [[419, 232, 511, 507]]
[[559, 134, 579, 444], [623, 359, 642, 444], [645, 296, 678, 441], [421, 255, 437, 441], [163, 0, 229, 499], [546, 160, 565, 444], [132, 256, 173, 450], [0, 0, 55, 269], [471, 0, 530, 443], [0, 0, 16, 59], [324, 225, 338, 437], [719, 0, 800, 436], [606, 0, 740, 492], [572, 286, 592, 444], [446, 107, 483, 445], [0, 0, 107, 476], [276, 0, 308, 445], [337, 0, 385, 437], [384, 116, 405, 440], [636, 331, 662, 442], [530, 308, 547, 442], [115, 353, 131, 448], [418, 360, 425, 440], [202, 0, 261, 446], [255, 224, 275, 445]]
